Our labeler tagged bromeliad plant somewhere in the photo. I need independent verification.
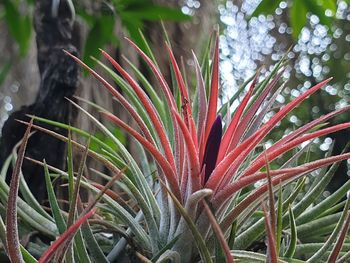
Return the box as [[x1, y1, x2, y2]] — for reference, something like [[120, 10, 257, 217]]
[[2, 33, 350, 262]]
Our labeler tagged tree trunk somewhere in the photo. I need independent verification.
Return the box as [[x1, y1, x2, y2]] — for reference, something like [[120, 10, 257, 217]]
[[0, 0, 79, 201]]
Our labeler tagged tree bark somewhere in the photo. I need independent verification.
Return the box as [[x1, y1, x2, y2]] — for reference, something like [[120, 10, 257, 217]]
[[0, 0, 79, 201]]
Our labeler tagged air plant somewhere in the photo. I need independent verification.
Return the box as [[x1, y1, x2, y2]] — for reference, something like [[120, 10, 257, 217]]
[[1, 33, 350, 262]]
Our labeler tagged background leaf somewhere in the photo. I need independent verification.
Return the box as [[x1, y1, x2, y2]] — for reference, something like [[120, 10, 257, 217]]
[[251, 0, 281, 17], [3, 0, 32, 56], [290, 0, 308, 39]]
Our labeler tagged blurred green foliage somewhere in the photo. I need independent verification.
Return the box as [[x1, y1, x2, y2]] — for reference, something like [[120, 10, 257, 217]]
[[251, 0, 338, 38], [2, 0, 34, 56], [0, 0, 190, 69]]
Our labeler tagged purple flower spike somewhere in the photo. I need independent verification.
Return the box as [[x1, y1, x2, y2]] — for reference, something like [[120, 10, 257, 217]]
[[202, 115, 222, 184]]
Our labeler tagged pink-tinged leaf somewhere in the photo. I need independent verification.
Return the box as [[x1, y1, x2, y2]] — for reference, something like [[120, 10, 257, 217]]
[[262, 204, 278, 263], [242, 122, 350, 177], [100, 49, 177, 173], [231, 71, 283, 148], [217, 75, 256, 162], [166, 45, 198, 150], [38, 208, 96, 263], [257, 105, 350, 157], [218, 79, 332, 179], [167, 46, 190, 124], [258, 78, 332, 139], [63, 51, 155, 145], [173, 110, 201, 192], [203, 201, 234, 263], [124, 38, 177, 110], [101, 111, 181, 200], [192, 51, 207, 143], [176, 127, 185, 187], [201, 34, 219, 163], [265, 153, 276, 237], [327, 213, 350, 262], [17, 120, 121, 175], [217, 119, 350, 192], [220, 174, 290, 232], [222, 78, 332, 170], [216, 152, 350, 214], [6, 119, 32, 263], [202, 115, 222, 184], [180, 155, 189, 198], [243, 83, 285, 140], [122, 40, 185, 176]]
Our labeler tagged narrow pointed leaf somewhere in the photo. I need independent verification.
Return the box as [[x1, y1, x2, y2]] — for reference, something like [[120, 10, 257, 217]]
[[284, 206, 297, 258], [6, 119, 32, 263], [43, 160, 66, 234], [159, 180, 213, 263], [100, 49, 176, 173], [38, 208, 96, 263], [276, 185, 283, 255], [327, 212, 350, 262], [262, 204, 278, 263], [309, 194, 350, 262], [203, 201, 234, 263]]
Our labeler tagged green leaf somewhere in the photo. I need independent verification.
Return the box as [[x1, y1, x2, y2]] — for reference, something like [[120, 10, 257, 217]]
[[43, 160, 67, 234], [151, 235, 180, 262], [232, 250, 289, 262], [290, 0, 307, 39], [308, 195, 350, 262], [81, 221, 109, 263], [120, 15, 147, 51], [284, 206, 297, 258], [3, 0, 32, 56], [304, 0, 333, 28], [276, 186, 283, 255], [67, 129, 75, 203], [83, 15, 115, 69], [21, 246, 38, 263], [0, 61, 11, 86], [122, 6, 190, 21], [251, 0, 281, 17], [161, 182, 213, 263], [73, 229, 91, 263], [319, 0, 336, 14]]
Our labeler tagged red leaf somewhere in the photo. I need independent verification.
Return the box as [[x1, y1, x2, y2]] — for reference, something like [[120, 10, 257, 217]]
[[216, 152, 350, 215], [262, 204, 278, 263], [125, 38, 177, 110], [63, 51, 155, 146], [255, 105, 350, 161], [217, 75, 256, 162], [258, 78, 332, 140], [39, 208, 96, 263], [229, 71, 283, 150], [242, 122, 350, 177], [192, 51, 207, 144], [327, 213, 350, 262], [102, 111, 181, 200], [205, 126, 269, 190], [173, 110, 201, 192], [100, 50, 177, 174], [6, 119, 32, 263], [203, 202, 234, 263]]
